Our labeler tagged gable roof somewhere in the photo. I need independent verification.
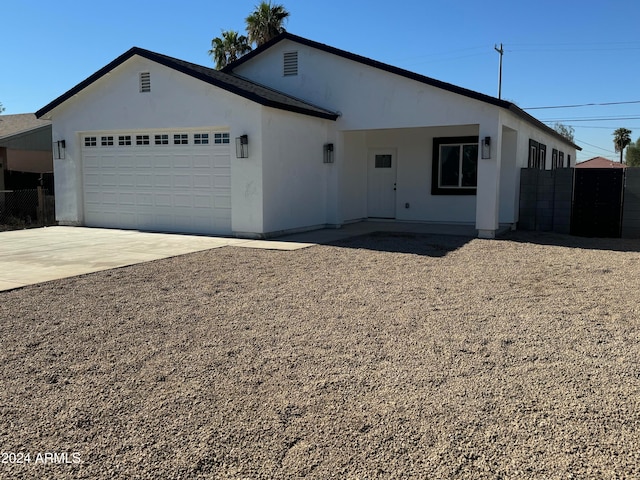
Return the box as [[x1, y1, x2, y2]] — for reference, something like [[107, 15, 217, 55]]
[[224, 33, 581, 151], [576, 156, 626, 168], [35, 47, 339, 121], [0, 113, 51, 142]]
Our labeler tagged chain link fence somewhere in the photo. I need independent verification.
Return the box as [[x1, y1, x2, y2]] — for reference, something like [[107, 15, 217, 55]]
[[0, 188, 56, 231]]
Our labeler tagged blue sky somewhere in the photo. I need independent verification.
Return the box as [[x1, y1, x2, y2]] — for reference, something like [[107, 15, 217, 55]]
[[2, 0, 639, 162]]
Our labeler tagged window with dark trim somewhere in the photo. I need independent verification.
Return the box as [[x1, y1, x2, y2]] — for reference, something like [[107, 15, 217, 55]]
[[538, 143, 546, 169], [559, 151, 564, 168], [528, 140, 539, 168], [431, 136, 478, 195], [528, 139, 546, 169], [552, 148, 559, 169]]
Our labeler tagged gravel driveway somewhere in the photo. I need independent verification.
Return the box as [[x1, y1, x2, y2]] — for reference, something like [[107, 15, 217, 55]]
[[1, 231, 639, 479]]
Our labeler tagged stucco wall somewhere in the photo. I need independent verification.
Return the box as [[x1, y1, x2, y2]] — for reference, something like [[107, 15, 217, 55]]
[[259, 107, 334, 234], [235, 40, 509, 132]]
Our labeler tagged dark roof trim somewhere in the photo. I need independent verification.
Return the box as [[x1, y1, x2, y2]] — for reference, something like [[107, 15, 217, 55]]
[[224, 33, 581, 151], [36, 47, 339, 121]]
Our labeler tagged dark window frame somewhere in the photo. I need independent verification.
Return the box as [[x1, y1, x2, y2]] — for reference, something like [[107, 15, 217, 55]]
[[431, 136, 479, 196], [528, 139, 546, 169]]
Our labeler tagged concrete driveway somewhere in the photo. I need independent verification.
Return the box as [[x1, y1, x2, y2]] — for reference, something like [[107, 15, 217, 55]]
[[0, 227, 313, 291]]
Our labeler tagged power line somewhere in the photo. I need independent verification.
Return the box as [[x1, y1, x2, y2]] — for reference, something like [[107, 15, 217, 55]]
[[524, 100, 640, 110], [540, 116, 640, 123], [575, 138, 616, 154]]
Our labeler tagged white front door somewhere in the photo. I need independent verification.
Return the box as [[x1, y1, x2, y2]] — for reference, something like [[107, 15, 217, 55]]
[[367, 148, 397, 218]]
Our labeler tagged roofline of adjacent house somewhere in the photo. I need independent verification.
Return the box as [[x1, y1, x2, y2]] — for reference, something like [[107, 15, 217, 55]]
[[0, 123, 51, 143], [35, 47, 339, 121], [224, 32, 581, 151]]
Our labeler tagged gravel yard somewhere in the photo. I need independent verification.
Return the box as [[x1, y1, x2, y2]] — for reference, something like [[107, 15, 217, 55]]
[[1, 231, 640, 479]]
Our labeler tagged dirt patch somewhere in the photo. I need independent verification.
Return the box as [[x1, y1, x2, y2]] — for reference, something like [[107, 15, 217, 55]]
[[1, 232, 639, 479]]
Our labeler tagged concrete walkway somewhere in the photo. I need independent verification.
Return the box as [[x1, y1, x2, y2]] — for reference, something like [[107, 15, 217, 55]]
[[0, 222, 481, 292]]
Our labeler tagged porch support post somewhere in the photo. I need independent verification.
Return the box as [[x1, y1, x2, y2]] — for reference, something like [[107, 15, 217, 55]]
[[476, 120, 503, 239]]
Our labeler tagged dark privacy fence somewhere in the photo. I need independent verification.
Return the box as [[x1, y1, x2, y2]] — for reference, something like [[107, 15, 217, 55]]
[[519, 167, 640, 238], [0, 187, 56, 229]]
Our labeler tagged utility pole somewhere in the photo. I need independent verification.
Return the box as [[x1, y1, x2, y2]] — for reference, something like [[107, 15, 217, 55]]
[[494, 43, 504, 99]]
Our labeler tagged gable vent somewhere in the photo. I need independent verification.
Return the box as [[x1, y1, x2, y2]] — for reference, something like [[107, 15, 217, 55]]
[[139, 72, 151, 92], [283, 51, 298, 76]]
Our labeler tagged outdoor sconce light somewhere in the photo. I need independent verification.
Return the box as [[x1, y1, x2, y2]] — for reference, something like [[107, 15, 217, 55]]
[[235, 135, 249, 158], [54, 140, 66, 160], [323, 143, 334, 163], [481, 136, 491, 159]]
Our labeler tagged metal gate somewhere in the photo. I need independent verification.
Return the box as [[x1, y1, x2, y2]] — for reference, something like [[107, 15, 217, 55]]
[[571, 169, 625, 238]]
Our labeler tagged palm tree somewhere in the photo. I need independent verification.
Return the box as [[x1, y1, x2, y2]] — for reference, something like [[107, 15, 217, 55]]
[[613, 127, 632, 163], [245, 2, 290, 47], [208, 30, 252, 69]]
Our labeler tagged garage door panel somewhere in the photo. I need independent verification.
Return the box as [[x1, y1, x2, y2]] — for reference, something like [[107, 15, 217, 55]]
[[83, 131, 231, 235], [193, 175, 212, 188], [174, 175, 192, 189]]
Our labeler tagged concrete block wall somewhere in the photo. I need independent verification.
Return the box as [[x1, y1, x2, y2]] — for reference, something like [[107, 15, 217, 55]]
[[622, 168, 640, 238]]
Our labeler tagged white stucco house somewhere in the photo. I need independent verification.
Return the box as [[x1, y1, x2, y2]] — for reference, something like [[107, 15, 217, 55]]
[[36, 33, 580, 239]]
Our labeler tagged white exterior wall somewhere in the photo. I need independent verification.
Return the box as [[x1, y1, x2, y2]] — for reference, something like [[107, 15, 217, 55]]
[[45, 56, 266, 234], [234, 40, 500, 132], [259, 107, 334, 235]]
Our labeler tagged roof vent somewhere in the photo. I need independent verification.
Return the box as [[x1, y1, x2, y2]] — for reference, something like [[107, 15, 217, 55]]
[[283, 51, 298, 76], [140, 72, 151, 92]]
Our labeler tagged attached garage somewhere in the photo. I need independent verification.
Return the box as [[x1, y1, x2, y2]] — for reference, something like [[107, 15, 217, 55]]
[[34, 45, 337, 237], [81, 129, 231, 235]]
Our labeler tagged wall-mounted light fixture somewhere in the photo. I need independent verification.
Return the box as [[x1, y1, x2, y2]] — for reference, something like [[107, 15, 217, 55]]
[[481, 136, 491, 159], [323, 143, 334, 163], [54, 140, 66, 160], [235, 135, 249, 158]]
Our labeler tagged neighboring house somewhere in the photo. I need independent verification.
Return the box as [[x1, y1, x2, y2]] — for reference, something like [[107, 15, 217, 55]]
[[36, 33, 580, 239], [576, 156, 627, 168], [0, 114, 53, 191]]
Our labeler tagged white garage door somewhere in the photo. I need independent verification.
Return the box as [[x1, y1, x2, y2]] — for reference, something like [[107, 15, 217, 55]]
[[82, 130, 231, 235]]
